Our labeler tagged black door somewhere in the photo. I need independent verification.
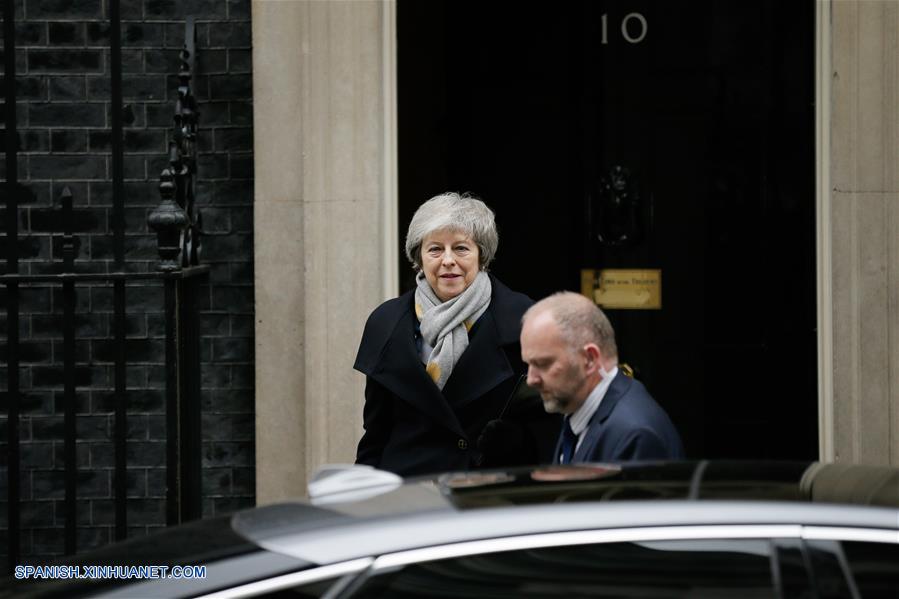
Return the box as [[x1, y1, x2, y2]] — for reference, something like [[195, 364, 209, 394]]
[[397, 0, 817, 460]]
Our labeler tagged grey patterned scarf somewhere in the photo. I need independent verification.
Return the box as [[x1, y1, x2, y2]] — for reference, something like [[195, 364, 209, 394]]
[[415, 271, 492, 390]]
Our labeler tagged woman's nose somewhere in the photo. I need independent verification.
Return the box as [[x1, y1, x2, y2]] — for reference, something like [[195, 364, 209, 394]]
[[441, 249, 455, 265]]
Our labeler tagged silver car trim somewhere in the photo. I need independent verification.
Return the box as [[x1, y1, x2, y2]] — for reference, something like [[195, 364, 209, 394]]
[[372, 525, 800, 570], [193, 557, 374, 599], [372, 524, 899, 570], [802, 526, 899, 544]]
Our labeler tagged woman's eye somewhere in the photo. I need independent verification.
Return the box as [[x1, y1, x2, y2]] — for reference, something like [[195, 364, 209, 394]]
[[455, 246, 469, 253]]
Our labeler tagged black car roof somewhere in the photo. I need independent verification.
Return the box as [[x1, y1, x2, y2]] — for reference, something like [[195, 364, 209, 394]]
[[234, 461, 899, 564]]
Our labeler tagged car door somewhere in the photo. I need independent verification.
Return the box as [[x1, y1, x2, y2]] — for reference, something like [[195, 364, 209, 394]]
[[339, 528, 898, 599], [190, 527, 899, 599]]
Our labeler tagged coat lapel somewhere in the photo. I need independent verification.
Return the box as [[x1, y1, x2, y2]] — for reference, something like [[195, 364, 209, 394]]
[[366, 306, 467, 438], [441, 308, 515, 411], [354, 275, 531, 440], [573, 372, 630, 462]]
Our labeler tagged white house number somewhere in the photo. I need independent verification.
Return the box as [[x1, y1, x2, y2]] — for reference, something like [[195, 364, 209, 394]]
[[601, 13, 648, 44]]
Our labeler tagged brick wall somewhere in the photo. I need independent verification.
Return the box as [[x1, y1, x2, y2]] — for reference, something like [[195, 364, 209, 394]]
[[1, 0, 254, 564]]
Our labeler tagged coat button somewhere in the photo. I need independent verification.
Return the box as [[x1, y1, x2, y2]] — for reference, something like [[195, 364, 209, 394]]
[[457, 439, 468, 450]]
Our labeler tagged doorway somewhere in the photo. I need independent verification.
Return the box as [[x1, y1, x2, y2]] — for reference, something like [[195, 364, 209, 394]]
[[397, 0, 817, 459]]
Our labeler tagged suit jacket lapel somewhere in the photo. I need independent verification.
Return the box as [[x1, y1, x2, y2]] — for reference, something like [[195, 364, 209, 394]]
[[573, 372, 630, 462], [441, 308, 514, 411], [367, 307, 467, 439], [552, 425, 564, 464]]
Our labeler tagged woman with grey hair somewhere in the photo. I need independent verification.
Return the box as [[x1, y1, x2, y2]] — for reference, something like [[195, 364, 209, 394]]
[[353, 192, 559, 476]]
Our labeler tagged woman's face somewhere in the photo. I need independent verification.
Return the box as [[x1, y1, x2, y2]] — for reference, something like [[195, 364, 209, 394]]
[[421, 229, 481, 302]]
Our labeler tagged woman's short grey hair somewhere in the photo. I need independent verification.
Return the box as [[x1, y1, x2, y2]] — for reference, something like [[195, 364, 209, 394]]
[[404, 192, 499, 271]]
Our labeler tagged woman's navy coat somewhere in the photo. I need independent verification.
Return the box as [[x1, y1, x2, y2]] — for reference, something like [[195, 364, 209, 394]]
[[354, 275, 558, 476]]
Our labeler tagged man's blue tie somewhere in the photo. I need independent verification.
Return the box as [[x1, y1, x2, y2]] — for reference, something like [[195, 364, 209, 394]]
[[560, 417, 577, 464]]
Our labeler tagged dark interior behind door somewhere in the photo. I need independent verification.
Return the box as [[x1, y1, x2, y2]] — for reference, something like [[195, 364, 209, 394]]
[[397, 0, 817, 459]]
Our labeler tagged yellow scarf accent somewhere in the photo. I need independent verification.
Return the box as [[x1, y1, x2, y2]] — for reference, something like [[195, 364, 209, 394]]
[[426, 362, 442, 383]]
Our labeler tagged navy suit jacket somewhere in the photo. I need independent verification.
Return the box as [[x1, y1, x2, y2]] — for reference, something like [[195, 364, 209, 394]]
[[354, 275, 559, 476], [553, 372, 684, 463]]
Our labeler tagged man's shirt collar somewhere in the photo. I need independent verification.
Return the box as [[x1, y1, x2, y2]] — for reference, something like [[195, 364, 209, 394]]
[[569, 366, 619, 438]]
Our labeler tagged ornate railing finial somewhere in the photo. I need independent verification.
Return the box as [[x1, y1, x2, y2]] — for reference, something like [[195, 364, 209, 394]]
[[177, 19, 201, 267], [148, 18, 201, 270], [148, 168, 188, 271]]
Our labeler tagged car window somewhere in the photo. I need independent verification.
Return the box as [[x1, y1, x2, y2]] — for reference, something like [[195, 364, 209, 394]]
[[802, 538, 899, 599], [251, 576, 341, 598], [841, 541, 899, 599], [775, 538, 816, 599], [804, 539, 857, 599], [351, 539, 786, 598], [197, 559, 373, 599]]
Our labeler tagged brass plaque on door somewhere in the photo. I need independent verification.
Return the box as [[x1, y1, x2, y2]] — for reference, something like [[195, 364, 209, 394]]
[[581, 268, 662, 310]]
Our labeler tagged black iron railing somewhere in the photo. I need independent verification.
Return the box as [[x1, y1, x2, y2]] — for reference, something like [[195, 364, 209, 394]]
[[2, 0, 206, 570]]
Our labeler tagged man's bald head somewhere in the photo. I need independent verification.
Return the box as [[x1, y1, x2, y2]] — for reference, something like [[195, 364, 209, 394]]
[[522, 292, 618, 362]]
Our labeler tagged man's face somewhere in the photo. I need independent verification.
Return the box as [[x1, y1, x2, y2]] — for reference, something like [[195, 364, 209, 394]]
[[520, 311, 589, 414]]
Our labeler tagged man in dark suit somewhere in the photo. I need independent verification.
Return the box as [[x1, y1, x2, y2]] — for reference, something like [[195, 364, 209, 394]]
[[520, 292, 684, 463]]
